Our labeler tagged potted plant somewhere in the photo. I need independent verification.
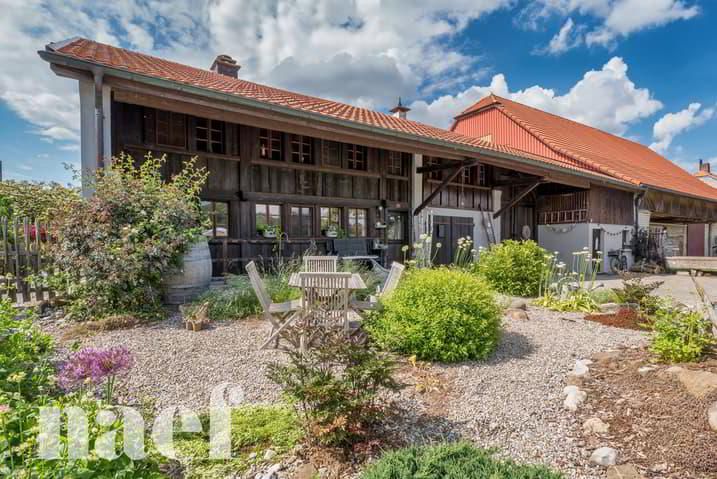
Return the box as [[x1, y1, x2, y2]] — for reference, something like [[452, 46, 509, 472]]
[[180, 302, 211, 331], [256, 224, 278, 238], [324, 224, 339, 238]]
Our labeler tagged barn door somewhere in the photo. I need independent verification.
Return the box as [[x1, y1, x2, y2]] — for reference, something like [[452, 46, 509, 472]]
[[432, 215, 474, 265]]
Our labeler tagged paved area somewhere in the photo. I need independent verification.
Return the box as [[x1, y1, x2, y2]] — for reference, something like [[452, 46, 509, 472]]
[[599, 273, 717, 306]]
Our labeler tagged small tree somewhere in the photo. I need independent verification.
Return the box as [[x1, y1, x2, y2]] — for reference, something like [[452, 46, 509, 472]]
[[49, 153, 208, 320], [267, 328, 400, 446]]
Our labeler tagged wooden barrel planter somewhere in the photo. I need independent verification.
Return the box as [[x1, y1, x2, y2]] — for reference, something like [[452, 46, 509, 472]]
[[163, 239, 212, 305]]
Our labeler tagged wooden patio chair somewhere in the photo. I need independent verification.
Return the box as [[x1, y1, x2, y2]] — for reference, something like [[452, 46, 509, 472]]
[[245, 261, 301, 349], [351, 261, 405, 311], [302, 255, 338, 272], [261, 272, 352, 352]]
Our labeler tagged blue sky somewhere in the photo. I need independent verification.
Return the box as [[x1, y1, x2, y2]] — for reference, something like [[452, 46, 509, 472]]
[[0, 0, 715, 184]]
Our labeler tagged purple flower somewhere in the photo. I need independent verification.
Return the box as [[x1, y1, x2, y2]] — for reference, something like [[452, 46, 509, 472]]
[[58, 346, 133, 392]]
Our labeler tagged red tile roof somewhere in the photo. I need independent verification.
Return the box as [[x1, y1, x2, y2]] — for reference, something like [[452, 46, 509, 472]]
[[454, 94, 717, 201], [43, 38, 621, 183]]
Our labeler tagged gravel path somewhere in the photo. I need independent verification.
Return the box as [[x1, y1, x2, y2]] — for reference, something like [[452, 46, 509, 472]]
[[49, 306, 647, 478]]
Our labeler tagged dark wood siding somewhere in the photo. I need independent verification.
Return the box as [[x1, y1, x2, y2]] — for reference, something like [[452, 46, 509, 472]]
[[112, 100, 412, 274], [588, 187, 633, 225]]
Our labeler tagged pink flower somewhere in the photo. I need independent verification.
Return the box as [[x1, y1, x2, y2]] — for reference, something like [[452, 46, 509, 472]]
[[0, 404, 10, 414], [58, 347, 133, 392]]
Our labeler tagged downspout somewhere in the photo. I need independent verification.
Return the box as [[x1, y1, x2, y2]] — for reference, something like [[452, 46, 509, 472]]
[[93, 69, 105, 168], [633, 189, 647, 259]]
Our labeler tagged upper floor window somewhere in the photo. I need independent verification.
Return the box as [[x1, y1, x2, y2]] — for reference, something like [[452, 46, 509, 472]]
[[201, 201, 229, 238], [155, 110, 187, 148], [346, 144, 367, 170], [425, 157, 442, 180], [347, 208, 367, 237], [290, 135, 313, 164], [195, 118, 225, 154], [387, 151, 405, 176], [290, 206, 313, 237], [460, 164, 487, 186], [259, 129, 283, 161], [320, 140, 341, 167]]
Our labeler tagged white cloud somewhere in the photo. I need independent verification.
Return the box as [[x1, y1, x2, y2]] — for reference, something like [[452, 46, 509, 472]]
[[540, 18, 584, 54], [410, 56, 662, 134], [525, 0, 699, 53], [0, 0, 512, 151], [649, 102, 714, 154]]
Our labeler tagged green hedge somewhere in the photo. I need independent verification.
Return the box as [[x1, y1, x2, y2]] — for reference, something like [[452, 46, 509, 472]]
[[360, 442, 563, 479], [366, 268, 501, 363], [474, 240, 549, 297]]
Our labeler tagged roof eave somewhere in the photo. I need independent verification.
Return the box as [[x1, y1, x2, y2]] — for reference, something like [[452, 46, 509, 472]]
[[38, 46, 637, 192]]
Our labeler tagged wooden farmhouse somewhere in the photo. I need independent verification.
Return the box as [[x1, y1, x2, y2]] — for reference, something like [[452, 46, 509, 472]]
[[39, 38, 717, 274]]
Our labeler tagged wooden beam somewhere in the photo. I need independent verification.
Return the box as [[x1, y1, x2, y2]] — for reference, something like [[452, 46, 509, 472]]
[[413, 165, 465, 216], [493, 180, 545, 219], [416, 159, 466, 174]]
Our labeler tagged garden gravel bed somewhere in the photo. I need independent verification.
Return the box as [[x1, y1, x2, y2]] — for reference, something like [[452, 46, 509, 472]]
[[396, 306, 647, 479], [47, 306, 647, 478]]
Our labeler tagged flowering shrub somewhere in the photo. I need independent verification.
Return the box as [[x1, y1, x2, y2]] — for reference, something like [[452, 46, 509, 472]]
[[49, 153, 208, 320], [402, 233, 441, 268], [650, 303, 715, 363], [0, 180, 79, 220], [535, 248, 601, 312], [474, 240, 549, 297], [58, 347, 133, 402], [367, 268, 501, 362]]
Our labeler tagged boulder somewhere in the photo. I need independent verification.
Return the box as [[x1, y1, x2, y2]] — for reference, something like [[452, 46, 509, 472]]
[[506, 308, 529, 320], [263, 449, 277, 461], [607, 464, 643, 479], [708, 402, 717, 432], [675, 369, 717, 399], [583, 417, 610, 435], [563, 385, 587, 412], [590, 447, 618, 466], [295, 464, 319, 479]]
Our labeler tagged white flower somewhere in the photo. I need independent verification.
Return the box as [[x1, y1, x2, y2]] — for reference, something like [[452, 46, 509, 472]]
[[425, 236, 432, 243], [401, 245, 409, 252], [466, 235, 471, 240], [414, 242, 423, 249], [419, 233, 427, 241], [435, 242, 442, 248]]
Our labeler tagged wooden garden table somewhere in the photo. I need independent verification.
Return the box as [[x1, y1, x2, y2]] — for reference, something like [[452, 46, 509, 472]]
[[288, 272, 367, 290]]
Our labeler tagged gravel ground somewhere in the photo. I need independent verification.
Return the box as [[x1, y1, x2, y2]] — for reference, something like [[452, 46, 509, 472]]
[[47, 306, 647, 478], [433, 306, 647, 479]]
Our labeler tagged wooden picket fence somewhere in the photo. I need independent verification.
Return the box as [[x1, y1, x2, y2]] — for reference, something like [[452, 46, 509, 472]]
[[0, 217, 55, 305]]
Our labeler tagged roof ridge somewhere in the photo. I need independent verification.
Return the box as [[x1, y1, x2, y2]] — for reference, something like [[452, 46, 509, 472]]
[[53, 37, 469, 140], [494, 103, 641, 185]]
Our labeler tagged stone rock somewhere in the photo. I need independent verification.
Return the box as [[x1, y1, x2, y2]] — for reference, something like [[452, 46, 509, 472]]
[[637, 366, 657, 376], [263, 449, 277, 461], [708, 402, 717, 432], [506, 308, 529, 320], [249, 452, 257, 460], [676, 369, 717, 399], [662, 366, 684, 377], [600, 302, 620, 313], [593, 350, 621, 366], [563, 385, 587, 412], [607, 464, 643, 479], [295, 463, 319, 479], [590, 447, 618, 466], [571, 359, 592, 378], [650, 463, 668, 473], [509, 298, 528, 310], [257, 463, 282, 479], [583, 417, 610, 435]]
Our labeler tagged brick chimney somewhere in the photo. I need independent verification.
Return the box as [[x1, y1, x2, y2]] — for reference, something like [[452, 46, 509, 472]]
[[390, 97, 410, 120], [210, 54, 240, 78], [699, 158, 711, 174]]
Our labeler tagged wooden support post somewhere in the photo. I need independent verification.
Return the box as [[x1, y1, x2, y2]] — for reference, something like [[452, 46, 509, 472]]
[[493, 179, 545, 219], [413, 165, 464, 216]]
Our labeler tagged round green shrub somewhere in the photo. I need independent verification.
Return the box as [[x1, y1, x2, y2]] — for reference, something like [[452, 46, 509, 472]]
[[366, 268, 501, 363], [474, 240, 548, 297], [360, 442, 564, 479]]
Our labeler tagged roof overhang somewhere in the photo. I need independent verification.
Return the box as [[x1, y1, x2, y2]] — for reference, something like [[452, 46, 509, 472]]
[[39, 44, 639, 193]]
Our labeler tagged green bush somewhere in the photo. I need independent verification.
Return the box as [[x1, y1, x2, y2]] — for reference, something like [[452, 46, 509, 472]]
[[366, 268, 501, 363], [0, 180, 80, 220], [360, 442, 563, 479], [268, 328, 400, 446], [175, 405, 302, 478], [650, 304, 715, 363], [534, 290, 600, 313], [48, 153, 207, 321], [474, 240, 548, 297], [611, 273, 663, 316]]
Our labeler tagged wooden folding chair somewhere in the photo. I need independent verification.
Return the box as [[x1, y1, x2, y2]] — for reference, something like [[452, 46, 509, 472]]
[[302, 255, 338, 272], [245, 261, 301, 349], [351, 261, 405, 311]]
